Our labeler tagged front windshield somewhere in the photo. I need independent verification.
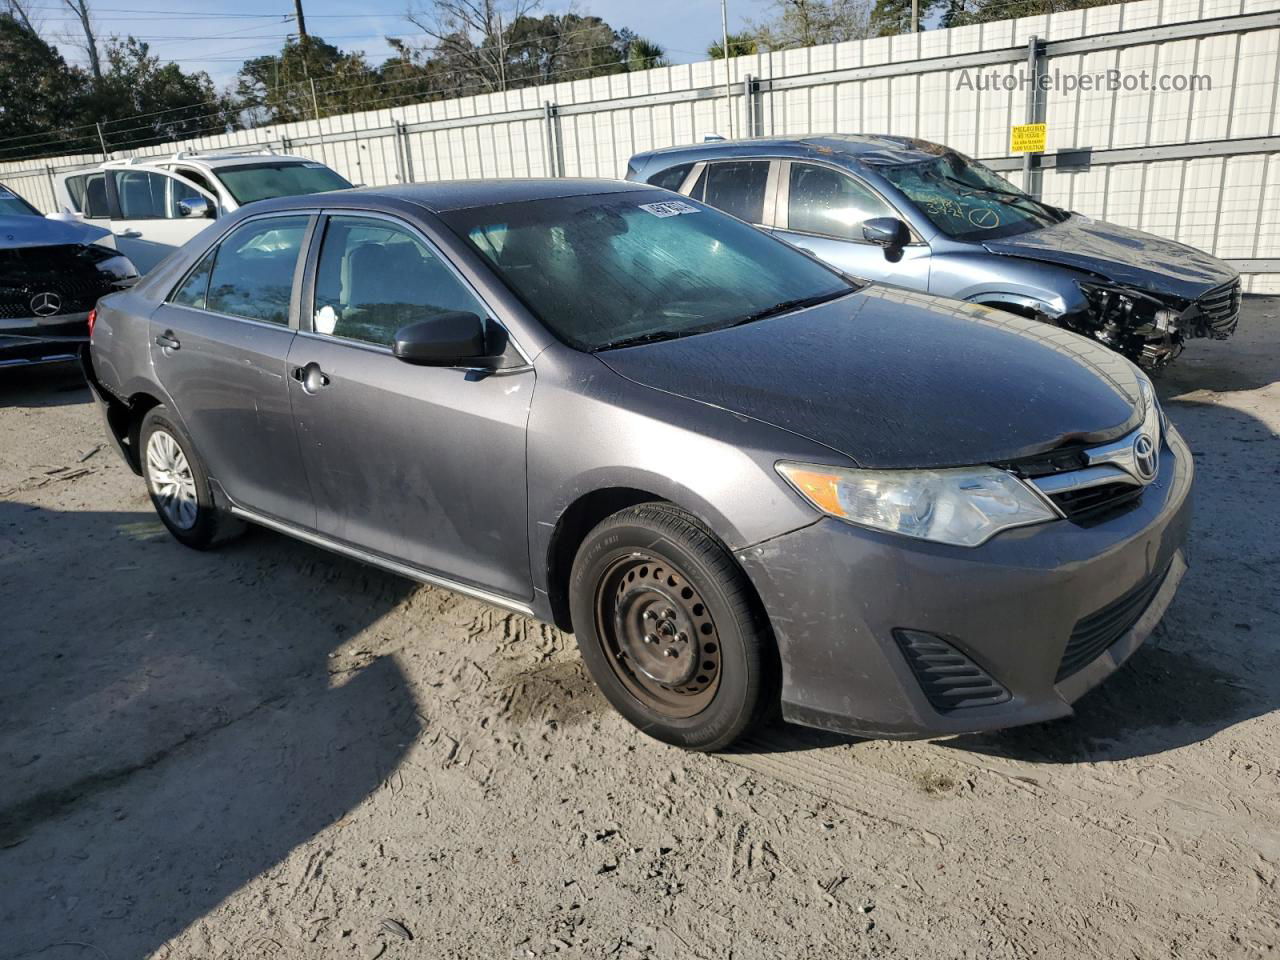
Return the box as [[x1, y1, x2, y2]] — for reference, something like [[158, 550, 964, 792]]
[[0, 185, 40, 216], [876, 152, 1065, 241], [216, 162, 352, 205], [442, 191, 855, 352]]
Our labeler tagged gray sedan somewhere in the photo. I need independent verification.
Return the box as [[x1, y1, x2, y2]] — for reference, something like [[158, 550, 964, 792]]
[[84, 179, 1192, 750], [626, 135, 1241, 370]]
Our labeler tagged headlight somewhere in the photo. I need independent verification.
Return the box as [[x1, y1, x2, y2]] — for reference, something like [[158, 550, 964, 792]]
[[1135, 374, 1163, 447], [776, 462, 1058, 547]]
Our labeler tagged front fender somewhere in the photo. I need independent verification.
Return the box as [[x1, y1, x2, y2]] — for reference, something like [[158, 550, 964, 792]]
[[525, 346, 845, 604]]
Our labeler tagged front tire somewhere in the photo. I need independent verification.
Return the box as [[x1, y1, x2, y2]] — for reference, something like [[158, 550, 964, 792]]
[[569, 503, 776, 751], [139, 406, 243, 550]]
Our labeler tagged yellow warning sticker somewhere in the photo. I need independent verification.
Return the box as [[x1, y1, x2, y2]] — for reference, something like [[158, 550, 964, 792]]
[[1010, 123, 1047, 154]]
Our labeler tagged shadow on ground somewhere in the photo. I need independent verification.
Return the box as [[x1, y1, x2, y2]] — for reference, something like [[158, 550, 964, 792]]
[[0, 500, 422, 959], [0, 360, 90, 409]]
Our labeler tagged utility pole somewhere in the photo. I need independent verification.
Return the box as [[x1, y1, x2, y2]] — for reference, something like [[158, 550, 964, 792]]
[[293, 0, 308, 40], [910, 0, 919, 32], [721, 0, 734, 139]]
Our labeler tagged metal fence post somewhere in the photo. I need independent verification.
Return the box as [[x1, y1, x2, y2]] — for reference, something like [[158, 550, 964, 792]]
[[402, 122, 416, 183], [742, 74, 754, 138], [543, 101, 564, 177], [1023, 35, 1046, 199]]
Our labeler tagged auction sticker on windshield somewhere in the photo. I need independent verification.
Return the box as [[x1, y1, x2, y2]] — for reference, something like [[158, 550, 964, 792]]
[[640, 200, 700, 218]]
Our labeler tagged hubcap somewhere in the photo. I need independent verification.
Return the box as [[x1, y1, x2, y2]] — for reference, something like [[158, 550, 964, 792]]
[[145, 430, 198, 530], [594, 554, 722, 718]]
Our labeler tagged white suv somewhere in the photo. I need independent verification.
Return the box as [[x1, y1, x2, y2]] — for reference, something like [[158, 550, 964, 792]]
[[55, 149, 351, 273]]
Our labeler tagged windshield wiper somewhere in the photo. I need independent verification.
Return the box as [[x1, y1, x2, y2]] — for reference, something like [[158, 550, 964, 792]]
[[593, 289, 853, 351], [594, 329, 693, 351], [939, 175, 1066, 222], [726, 289, 853, 329]]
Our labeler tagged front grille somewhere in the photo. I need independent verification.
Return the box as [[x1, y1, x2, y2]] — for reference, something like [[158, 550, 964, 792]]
[[1056, 563, 1170, 682], [895, 630, 1011, 711], [1046, 481, 1143, 522], [1194, 279, 1241, 339], [0, 245, 120, 319]]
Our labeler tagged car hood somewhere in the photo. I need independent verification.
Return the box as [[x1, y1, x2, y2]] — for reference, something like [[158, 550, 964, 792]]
[[0, 214, 111, 250], [597, 286, 1144, 469], [982, 215, 1237, 301]]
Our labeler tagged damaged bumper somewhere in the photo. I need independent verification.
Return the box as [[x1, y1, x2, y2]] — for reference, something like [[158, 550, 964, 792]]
[[80, 346, 139, 474], [737, 426, 1194, 739]]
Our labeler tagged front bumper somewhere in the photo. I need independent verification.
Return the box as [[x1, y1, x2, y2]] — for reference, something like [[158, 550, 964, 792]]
[[738, 426, 1194, 739], [0, 313, 90, 368]]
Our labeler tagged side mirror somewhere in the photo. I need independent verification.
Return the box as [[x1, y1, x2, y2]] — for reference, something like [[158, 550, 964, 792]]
[[176, 196, 214, 219], [862, 217, 910, 250], [393, 312, 494, 367]]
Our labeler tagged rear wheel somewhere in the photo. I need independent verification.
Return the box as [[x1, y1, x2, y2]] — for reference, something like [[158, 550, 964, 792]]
[[139, 406, 244, 550], [569, 503, 776, 751]]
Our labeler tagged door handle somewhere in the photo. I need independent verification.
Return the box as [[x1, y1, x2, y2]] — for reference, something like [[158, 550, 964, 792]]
[[291, 363, 330, 394], [120, 229, 143, 238], [155, 331, 180, 350]]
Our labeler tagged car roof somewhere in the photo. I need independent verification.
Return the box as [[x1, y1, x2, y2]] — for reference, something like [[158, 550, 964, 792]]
[[632, 134, 951, 168], [244, 178, 660, 215], [71, 152, 323, 175], [170, 154, 317, 169]]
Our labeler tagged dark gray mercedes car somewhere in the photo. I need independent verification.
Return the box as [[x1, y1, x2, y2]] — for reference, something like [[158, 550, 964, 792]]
[[84, 179, 1192, 750], [627, 135, 1241, 370]]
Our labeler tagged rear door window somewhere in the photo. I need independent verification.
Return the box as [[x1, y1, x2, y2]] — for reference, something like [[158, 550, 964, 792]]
[[688, 161, 771, 224], [113, 170, 168, 219], [66, 173, 110, 218], [169, 249, 216, 310], [645, 163, 694, 192], [205, 215, 310, 325]]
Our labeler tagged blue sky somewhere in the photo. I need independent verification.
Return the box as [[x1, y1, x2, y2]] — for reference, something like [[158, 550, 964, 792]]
[[29, 0, 775, 87]]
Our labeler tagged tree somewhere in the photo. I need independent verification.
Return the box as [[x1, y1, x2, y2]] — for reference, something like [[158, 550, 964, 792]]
[[938, 0, 1117, 27], [0, 14, 91, 154], [236, 36, 381, 125], [868, 0, 917, 35], [405, 0, 539, 93], [4, 0, 34, 31], [88, 38, 233, 147], [621, 34, 668, 71], [707, 32, 759, 59], [502, 14, 620, 87], [747, 0, 874, 49], [62, 0, 101, 80]]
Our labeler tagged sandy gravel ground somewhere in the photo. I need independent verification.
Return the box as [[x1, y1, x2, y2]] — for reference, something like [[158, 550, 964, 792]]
[[1, 300, 1278, 960]]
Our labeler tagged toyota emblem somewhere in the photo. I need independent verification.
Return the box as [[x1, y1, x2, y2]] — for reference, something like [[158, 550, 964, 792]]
[[30, 291, 62, 317], [1133, 433, 1157, 482]]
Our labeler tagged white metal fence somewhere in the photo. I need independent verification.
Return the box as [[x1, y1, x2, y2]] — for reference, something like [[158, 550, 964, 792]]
[[2, 0, 1278, 290]]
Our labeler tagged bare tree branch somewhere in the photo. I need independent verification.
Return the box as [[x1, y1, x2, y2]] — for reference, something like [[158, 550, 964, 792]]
[[5, 0, 35, 31], [61, 0, 100, 79], [404, 0, 540, 92]]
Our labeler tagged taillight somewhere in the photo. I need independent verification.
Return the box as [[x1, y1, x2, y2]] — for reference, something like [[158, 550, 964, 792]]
[[87, 307, 97, 337]]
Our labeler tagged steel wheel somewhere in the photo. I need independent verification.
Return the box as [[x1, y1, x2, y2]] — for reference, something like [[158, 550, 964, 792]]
[[594, 553, 723, 719], [145, 429, 198, 530]]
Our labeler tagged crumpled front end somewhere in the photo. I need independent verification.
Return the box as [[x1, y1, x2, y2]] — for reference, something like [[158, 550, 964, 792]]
[[1062, 275, 1242, 370]]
